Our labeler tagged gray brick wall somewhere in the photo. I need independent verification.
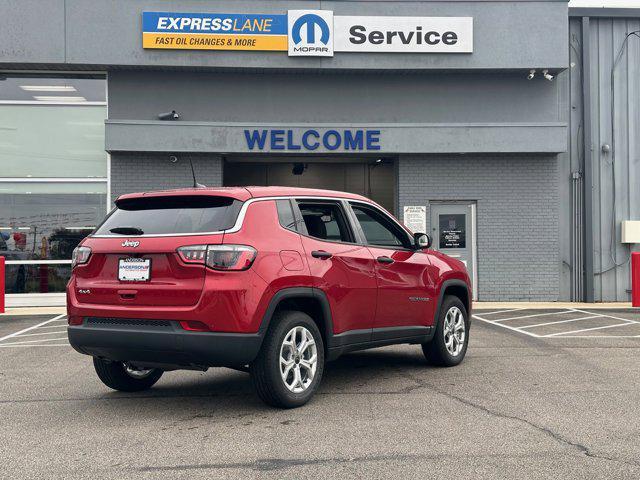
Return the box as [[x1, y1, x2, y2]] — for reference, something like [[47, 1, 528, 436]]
[[399, 155, 560, 301], [110, 153, 222, 203]]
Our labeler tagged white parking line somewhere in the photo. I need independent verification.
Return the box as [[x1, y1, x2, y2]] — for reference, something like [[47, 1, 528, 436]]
[[545, 322, 634, 337], [0, 344, 69, 348], [474, 308, 640, 339], [8, 330, 68, 338], [555, 335, 640, 339], [474, 308, 524, 316], [493, 310, 577, 323], [0, 314, 66, 343], [0, 336, 69, 346], [472, 314, 542, 338], [572, 309, 640, 325], [520, 315, 603, 329]]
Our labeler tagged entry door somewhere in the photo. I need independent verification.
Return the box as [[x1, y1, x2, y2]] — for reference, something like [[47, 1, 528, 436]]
[[295, 200, 378, 336], [348, 202, 434, 330], [429, 203, 477, 300]]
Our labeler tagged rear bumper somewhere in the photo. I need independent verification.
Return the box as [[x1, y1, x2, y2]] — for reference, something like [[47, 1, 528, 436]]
[[68, 318, 262, 368]]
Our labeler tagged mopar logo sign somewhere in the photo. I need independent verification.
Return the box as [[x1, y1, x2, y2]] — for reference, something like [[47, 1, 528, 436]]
[[288, 10, 334, 57]]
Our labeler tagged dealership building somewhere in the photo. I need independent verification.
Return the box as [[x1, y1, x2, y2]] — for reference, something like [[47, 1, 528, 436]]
[[0, 0, 638, 305]]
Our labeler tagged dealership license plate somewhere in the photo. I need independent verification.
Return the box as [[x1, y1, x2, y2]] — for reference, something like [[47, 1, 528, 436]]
[[118, 258, 151, 282]]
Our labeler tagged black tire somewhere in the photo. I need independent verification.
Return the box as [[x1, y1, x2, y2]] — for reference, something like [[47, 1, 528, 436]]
[[422, 295, 469, 367], [93, 358, 163, 392], [250, 310, 325, 408]]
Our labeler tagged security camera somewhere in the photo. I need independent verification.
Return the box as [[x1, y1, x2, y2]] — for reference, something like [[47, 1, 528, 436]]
[[158, 110, 179, 120], [542, 69, 554, 81], [169, 155, 179, 163], [527, 69, 536, 80]]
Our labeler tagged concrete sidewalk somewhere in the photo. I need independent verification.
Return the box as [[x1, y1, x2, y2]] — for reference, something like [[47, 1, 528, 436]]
[[1, 307, 67, 317], [474, 301, 635, 310]]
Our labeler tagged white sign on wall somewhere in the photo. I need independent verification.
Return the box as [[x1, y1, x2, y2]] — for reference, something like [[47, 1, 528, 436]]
[[403, 206, 427, 234], [334, 16, 473, 53], [288, 10, 334, 57]]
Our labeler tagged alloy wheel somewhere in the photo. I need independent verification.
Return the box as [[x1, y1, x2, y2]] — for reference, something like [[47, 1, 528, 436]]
[[443, 306, 466, 357], [123, 363, 155, 379], [279, 326, 318, 393]]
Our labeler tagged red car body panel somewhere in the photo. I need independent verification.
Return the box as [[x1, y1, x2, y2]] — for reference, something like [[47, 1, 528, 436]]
[[366, 246, 436, 328], [298, 234, 378, 334]]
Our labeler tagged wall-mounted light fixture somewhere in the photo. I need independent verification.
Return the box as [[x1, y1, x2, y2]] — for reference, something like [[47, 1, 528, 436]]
[[292, 163, 306, 175], [158, 110, 179, 120]]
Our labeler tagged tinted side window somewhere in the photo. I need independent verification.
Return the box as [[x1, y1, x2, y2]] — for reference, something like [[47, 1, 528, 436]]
[[276, 200, 297, 231], [351, 204, 411, 248], [297, 201, 353, 243]]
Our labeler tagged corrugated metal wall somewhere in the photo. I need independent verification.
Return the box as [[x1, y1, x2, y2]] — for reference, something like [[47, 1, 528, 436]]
[[568, 15, 640, 301]]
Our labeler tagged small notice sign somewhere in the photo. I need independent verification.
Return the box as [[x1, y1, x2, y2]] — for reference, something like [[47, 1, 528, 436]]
[[403, 206, 427, 234]]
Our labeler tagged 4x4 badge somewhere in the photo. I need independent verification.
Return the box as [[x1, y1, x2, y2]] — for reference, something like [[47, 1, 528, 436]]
[[121, 240, 140, 248]]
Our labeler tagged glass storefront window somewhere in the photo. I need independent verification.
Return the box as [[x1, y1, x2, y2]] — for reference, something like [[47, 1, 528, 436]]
[[0, 74, 108, 295], [0, 74, 106, 178], [0, 183, 107, 261], [0, 105, 107, 178], [4, 264, 72, 294], [0, 75, 105, 103]]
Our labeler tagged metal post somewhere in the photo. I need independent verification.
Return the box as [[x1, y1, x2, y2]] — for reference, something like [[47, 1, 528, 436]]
[[632, 252, 640, 308], [581, 17, 595, 302], [0, 256, 5, 313]]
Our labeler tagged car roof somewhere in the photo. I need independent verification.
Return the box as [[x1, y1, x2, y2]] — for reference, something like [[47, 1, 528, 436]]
[[116, 186, 372, 203]]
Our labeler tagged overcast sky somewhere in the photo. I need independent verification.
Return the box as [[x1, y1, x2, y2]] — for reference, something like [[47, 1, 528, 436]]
[[568, 0, 640, 6]]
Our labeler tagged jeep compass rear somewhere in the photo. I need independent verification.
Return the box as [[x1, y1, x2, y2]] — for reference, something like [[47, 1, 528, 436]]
[[68, 186, 471, 408]]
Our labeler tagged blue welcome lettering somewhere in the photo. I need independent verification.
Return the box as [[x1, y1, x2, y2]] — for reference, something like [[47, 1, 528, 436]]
[[287, 130, 301, 150], [344, 130, 364, 150], [270, 130, 285, 150], [302, 130, 320, 150], [323, 130, 341, 151], [366, 130, 381, 150], [244, 130, 268, 150]]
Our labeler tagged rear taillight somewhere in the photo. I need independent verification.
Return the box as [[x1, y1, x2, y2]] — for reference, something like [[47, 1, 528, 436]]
[[177, 245, 207, 263], [71, 246, 91, 268], [206, 245, 257, 271], [177, 244, 257, 271]]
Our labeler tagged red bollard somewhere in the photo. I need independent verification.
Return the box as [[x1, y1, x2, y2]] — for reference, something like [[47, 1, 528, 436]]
[[633, 252, 640, 308], [0, 256, 4, 313]]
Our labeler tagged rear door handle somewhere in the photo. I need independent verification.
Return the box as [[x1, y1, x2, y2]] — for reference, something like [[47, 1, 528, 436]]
[[376, 256, 394, 264], [311, 250, 333, 259]]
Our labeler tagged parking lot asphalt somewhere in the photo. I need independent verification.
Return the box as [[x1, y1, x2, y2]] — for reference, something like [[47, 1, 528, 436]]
[[1, 309, 640, 479]]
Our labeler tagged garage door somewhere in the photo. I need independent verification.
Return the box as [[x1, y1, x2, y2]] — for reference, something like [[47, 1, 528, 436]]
[[224, 160, 396, 214]]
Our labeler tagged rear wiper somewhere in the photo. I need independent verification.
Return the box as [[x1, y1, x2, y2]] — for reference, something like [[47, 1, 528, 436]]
[[109, 227, 144, 235]]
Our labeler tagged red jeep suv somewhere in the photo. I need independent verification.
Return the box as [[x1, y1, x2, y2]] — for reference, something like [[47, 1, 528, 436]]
[[67, 186, 471, 408]]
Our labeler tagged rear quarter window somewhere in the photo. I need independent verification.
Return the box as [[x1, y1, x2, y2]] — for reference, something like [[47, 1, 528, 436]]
[[94, 195, 242, 235]]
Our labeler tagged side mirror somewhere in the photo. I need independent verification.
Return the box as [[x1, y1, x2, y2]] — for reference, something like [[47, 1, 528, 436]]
[[413, 232, 432, 249]]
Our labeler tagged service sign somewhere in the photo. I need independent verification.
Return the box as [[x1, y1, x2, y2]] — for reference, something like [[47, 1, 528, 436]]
[[142, 11, 472, 55], [334, 16, 473, 53], [142, 12, 288, 51]]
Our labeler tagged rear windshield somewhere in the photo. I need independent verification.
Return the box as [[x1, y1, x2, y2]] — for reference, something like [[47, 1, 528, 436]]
[[94, 196, 243, 235]]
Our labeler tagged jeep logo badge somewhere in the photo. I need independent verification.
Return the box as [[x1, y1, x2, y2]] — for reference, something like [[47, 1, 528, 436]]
[[121, 240, 140, 248]]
